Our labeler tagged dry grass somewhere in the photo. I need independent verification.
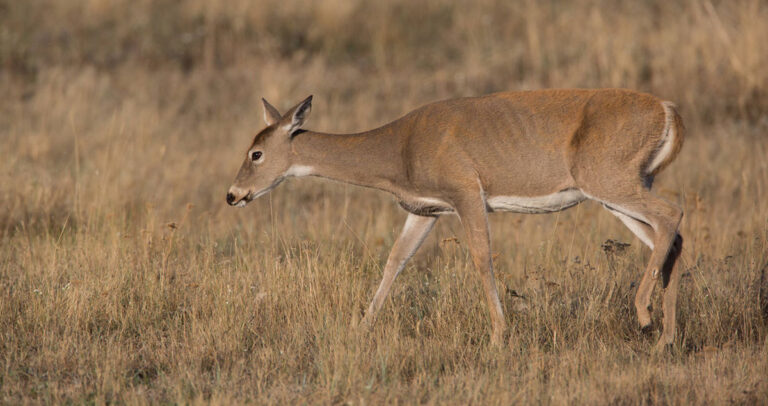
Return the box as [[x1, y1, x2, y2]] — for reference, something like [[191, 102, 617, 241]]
[[2, 0, 768, 404]]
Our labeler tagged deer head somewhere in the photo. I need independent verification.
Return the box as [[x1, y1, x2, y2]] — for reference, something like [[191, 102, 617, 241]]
[[226, 96, 312, 207]]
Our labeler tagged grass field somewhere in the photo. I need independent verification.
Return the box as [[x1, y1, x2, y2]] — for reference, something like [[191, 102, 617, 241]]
[[2, 0, 768, 403]]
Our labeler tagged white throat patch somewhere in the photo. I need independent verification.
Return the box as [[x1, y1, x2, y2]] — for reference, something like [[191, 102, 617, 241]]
[[285, 165, 315, 177]]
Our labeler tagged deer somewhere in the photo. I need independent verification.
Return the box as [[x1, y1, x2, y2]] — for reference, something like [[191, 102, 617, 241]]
[[226, 89, 685, 350]]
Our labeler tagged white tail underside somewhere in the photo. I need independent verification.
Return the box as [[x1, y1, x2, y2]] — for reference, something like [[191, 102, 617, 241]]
[[646, 101, 678, 175]]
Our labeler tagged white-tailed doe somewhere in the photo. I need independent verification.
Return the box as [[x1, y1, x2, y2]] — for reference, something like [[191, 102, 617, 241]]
[[227, 89, 685, 349]]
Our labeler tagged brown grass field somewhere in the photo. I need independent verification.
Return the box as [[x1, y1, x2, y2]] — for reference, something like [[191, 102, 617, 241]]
[[2, 0, 768, 404]]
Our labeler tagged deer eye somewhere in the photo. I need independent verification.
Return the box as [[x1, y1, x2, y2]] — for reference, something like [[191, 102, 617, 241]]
[[251, 151, 262, 161]]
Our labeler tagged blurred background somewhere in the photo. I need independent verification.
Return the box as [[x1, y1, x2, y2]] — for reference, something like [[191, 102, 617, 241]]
[[2, 0, 768, 403], [2, 0, 766, 226]]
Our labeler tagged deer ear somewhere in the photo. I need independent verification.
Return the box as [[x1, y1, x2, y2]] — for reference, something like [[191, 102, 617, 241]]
[[283, 95, 312, 134], [262, 98, 282, 126]]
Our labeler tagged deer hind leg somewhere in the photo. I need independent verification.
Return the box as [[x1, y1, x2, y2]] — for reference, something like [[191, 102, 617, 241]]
[[658, 232, 683, 349], [589, 188, 683, 347], [360, 213, 437, 329], [604, 206, 656, 329]]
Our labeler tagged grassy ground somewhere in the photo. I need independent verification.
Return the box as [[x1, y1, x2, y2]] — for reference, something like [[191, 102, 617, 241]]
[[2, 0, 768, 404]]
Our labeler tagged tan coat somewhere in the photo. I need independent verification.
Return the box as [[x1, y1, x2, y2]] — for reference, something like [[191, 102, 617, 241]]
[[227, 89, 685, 349]]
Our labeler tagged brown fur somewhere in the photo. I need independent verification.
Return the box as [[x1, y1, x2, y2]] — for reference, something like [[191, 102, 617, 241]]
[[228, 89, 686, 349]]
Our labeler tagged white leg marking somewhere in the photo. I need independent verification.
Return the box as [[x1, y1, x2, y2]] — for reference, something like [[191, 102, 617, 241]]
[[606, 207, 655, 249], [393, 214, 437, 276], [581, 191, 653, 226]]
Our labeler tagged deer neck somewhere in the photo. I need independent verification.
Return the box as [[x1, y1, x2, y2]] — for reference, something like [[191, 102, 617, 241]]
[[289, 125, 404, 194]]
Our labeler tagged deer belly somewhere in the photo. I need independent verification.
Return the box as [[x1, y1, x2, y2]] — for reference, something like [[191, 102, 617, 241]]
[[486, 189, 585, 214]]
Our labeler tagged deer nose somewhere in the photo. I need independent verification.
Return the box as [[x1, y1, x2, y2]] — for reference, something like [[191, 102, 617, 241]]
[[226, 192, 236, 205]]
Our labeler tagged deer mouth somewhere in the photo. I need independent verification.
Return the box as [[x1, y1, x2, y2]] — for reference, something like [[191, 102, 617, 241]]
[[250, 178, 285, 201], [227, 194, 250, 207], [228, 178, 285, 208]]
